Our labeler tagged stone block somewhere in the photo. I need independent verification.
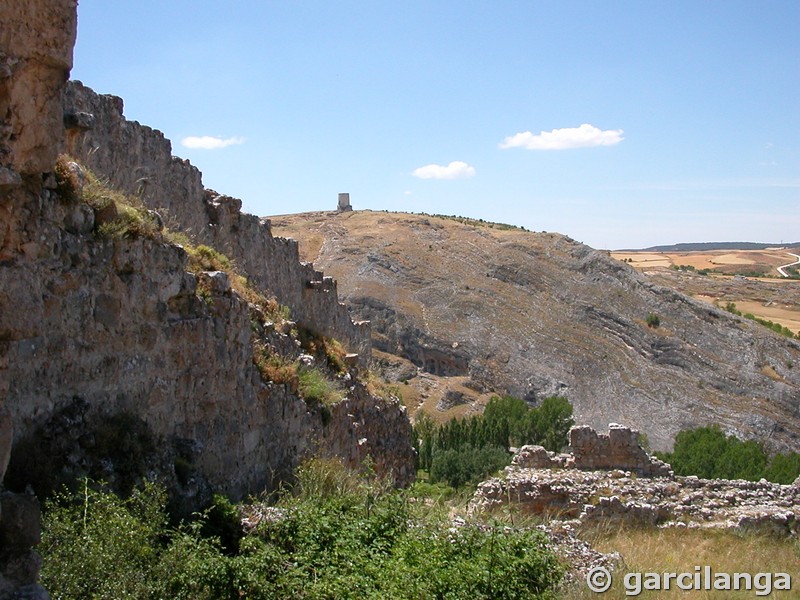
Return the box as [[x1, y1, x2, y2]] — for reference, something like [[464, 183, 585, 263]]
[[512, 445, 557, 469]]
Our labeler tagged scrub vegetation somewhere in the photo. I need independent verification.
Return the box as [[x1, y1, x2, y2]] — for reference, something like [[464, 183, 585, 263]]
[[40, 460, 564, 600]]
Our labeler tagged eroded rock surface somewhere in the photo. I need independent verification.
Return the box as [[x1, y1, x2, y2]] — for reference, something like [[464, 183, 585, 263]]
[[270, 211, 800, 453], [0, 0, 76, 179]]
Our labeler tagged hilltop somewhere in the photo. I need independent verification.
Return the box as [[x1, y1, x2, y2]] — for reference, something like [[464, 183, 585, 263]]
[[271, 210, 800, 452]]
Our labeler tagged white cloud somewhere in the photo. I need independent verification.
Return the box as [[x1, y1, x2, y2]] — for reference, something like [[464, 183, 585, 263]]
[[412, 161, 476, 180], [180, 135, 246, 150], [499, 123, 624, 150]]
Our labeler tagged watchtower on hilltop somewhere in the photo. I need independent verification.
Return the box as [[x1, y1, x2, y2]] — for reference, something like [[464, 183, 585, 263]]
[[337, 193, 352, 212]]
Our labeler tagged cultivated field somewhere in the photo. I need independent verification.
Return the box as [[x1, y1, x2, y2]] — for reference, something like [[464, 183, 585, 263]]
[[612, 248, 800, 335], [612, 247, 800, 277]]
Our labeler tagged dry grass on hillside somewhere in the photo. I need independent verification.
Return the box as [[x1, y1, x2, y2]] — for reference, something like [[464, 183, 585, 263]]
[[565, 525, 799, 599]]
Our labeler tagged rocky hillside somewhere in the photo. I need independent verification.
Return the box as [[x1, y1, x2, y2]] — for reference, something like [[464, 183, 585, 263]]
[[271, 210, 800, 452]]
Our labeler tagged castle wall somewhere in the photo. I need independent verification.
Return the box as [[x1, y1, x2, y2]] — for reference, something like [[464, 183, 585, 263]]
[[0, 0, 412, 508], [62, 81, 370, 359]]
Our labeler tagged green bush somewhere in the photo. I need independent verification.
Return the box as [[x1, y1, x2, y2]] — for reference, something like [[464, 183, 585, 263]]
[[40, 480, 168, 599], [298, 367, 344, 406], [40, 466, 564, 600], [429, 445, 511, 488]]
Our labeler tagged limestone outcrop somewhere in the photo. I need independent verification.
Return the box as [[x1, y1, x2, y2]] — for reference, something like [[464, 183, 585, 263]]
[[270, 211, 800, 453], [0, 0, 76, 181], [0, 3, 78, 598]]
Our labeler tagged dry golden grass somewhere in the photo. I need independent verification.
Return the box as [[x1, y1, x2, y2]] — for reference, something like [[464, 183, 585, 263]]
[[733, 300, 800, 336], [565, 525, 799, 599], [761, 364, 785, 383]]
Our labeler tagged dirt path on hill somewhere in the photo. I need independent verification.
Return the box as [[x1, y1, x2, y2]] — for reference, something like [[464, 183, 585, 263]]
[[777, 253, 800, 277]]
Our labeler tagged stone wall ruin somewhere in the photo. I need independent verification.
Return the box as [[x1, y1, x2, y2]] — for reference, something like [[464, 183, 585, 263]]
[[471, 424, 799, 536], [1, 0, 414, 515], [61, 81, 370, 360]]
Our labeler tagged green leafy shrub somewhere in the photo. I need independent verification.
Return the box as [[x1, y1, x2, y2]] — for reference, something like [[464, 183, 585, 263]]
[[40, 480, 168, 599], [386, 521, 563, 599], [202, 494, 245, 555], [187, 244, 233, 272], [406, 479, 457, 501], [41, 464, 564, 600], [298, 366, 344, 406], [645, 313, 661, 328]]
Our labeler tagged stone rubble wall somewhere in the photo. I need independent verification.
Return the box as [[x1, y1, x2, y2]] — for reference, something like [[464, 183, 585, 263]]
[[62, 80, 370, 360], [2, 209, 413, 493], [472, 425, 799, 536], [512, 424, 672, 477], [0, 3, 78, 598], [1, 408, 48, 600], [471, 466, 800, 535]]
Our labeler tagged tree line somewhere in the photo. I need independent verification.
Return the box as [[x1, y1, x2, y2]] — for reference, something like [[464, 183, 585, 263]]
[[413, 395, 574, 488], [657, 425, 800, 484]]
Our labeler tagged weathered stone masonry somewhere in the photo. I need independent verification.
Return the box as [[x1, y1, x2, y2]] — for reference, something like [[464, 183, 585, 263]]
[[62, 80, 370, 360], [1, 0, 414, 514], [471, 425, 799, 535]]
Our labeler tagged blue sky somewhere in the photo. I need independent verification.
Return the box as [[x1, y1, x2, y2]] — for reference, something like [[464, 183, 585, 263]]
[[72, 1, 798, 249]]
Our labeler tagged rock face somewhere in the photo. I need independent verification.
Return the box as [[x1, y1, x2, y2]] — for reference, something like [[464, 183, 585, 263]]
[[270, 211, 800, 453], [0, 3, 78, 598], [470, 426, 799, 536], [0, 0, 76, 180], [1, 406, 47, 600], [1, 0, 414, 514]]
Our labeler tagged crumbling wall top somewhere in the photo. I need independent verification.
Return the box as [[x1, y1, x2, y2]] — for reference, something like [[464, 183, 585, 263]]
[[512, 424, 672, 477]]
